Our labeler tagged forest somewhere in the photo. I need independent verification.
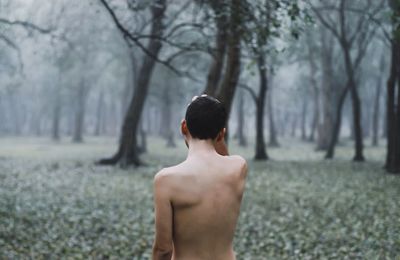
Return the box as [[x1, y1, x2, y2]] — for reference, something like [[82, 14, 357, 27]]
[[0, 0, 399, 258]]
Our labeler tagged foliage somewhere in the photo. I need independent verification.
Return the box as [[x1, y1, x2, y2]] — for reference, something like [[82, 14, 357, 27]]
[[0, 137, 399, 259]]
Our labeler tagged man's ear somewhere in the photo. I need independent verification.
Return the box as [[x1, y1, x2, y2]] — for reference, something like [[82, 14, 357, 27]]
[[216, 128, 226, 142], [181, 119, 188, 136]]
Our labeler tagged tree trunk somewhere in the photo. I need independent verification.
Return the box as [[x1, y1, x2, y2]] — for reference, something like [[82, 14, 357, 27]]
[[72, 80, 87, 143], [307, 35, 319, 143], [317, 29, 334, 150], [349, 114, 355, 140], [0, 96, 5, 134], [372, 54, 385, 146], [371, 77, 382, 146], [326, 84, 350, 159], [349, 79, 365, 161], [236, 91, 247, 146], [254, 56, 268, 160], [52, 87, 61, 141], [382, 92, 388, 139], [280, 112, 290, 137], [363, 102, 372, 138], [8, 90, 21, 135], [343, 44, 365, 161], [386, 3, 400, 173], [267, 78, 279, 147], [309, 87, 319, 142], [95, 90, 104, 136], [301, 98, 307, 141], [204, 2, 227, 95], [291, 114, 297, 138], [215, 0, 242, 139], [163, 85, 176, 148], [97, 0, 166, 167]]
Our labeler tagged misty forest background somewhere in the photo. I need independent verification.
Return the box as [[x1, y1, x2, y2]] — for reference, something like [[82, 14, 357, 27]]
[[1, 0, 400, 259]]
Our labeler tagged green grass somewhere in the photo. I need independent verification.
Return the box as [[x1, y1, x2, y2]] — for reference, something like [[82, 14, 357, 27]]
[[0, 137, 399, 259]]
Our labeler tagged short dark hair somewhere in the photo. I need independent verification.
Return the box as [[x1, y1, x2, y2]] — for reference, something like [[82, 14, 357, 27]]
[[185, 95, 227, 140]]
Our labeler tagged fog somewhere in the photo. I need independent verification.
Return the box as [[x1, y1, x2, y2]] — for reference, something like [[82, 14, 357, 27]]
[[1, 0, 400, 258]]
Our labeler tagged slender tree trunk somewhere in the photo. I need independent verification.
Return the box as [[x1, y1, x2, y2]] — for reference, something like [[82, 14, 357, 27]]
[[363, 102, 372, 138], [95, 90, 104, 136], [317, 30, 335, 150], [101, 101, 107, 135], [0, 96, 4, 134], [236, 91, 247, 146], [349, 80, 365, 161], [254, 56, 268, 160], [326, 84, 350, 159], [33, 111, 42, 136], [349, 114, 355, 140], [8, 91, 21, 135], [372, 77, 382, 146], [98, 0, 166, 167], [280, 112, 290, 137], [291, 114, 297, 138], [309, 87, 319, 142], [372, 54, 385, 146], [163, 86, 176, 148], [122, 50, 136, 117], [67, 106, 74, 136], [72, 80, 87, 143], [267, 78, 279, 147], [52, 88, 61, 141], [307, 35, 319, 143], [343, 45, 365, 161], [382, 93, 388, 139], [301, 98, 307, 141]]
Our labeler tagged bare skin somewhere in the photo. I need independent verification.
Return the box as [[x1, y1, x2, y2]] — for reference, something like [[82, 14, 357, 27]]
[[152, 120, 248, 260]]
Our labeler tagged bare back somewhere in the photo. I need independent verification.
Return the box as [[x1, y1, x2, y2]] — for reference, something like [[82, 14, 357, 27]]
[[165, 154, 247, 260]]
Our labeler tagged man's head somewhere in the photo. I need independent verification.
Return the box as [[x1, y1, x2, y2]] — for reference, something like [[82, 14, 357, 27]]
[[181, 95, 227, 142]]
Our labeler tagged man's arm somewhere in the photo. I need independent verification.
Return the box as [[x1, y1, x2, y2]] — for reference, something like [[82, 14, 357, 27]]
[[152, 171, 173, 260]]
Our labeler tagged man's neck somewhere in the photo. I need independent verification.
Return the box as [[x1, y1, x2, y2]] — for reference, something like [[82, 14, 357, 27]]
[[187, 139, 217, 158]]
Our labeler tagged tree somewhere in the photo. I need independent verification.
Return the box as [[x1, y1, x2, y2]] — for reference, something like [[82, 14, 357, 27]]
[[316, 28, 336, 150], [372, 52, 386, 146], [98, 0, 208, 166], [254, 55, 269, 159], [98, 0, 167, 166], [203, 1, 228, 96], [267, 74, 279, 147], [386, 0, 400, 173], [310, 0, 384, 161], [214, 0, 243, 121], [234, 90, 247, 147]]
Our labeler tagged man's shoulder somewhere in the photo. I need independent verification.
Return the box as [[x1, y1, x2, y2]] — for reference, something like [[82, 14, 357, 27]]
[[225, 155, 247, 171], [226, 154, 246, 164], [153, 164, 184, 185]]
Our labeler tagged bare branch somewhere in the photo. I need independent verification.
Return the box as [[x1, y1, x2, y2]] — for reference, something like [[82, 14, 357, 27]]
[[0, 34, 18, 50], [99, 0, 182, 76], [99, 0, 205, 81], [307, 1, 341, 41], [164, 0, 192, 28], [0, 18, 51, 33]]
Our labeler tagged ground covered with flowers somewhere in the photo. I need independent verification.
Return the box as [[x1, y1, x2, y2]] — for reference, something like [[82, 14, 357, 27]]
[[0, 137, 398, 259]]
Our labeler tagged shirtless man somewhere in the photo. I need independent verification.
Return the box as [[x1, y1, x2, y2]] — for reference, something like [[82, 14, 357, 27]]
[[152, 95, 248, 260]]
